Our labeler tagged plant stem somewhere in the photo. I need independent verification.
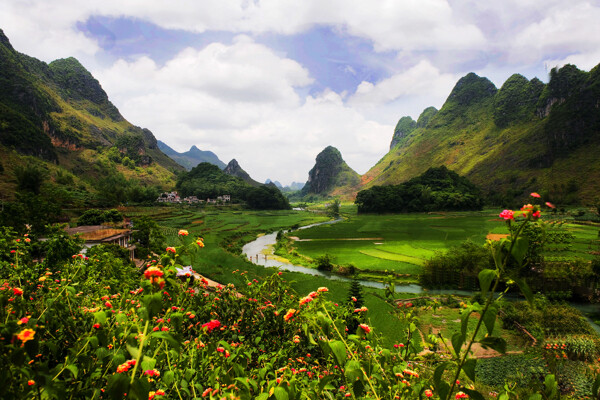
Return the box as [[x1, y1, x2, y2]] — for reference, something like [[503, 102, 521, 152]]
[[130, 320, 149, 384]]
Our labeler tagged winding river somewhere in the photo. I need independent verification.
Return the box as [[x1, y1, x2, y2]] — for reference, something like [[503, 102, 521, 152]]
[[241, 218, 600, 333]]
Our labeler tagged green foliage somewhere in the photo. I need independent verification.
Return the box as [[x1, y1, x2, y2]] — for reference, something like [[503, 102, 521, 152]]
[[493, 74, 544, 128], [421, 241, 492, 289], [177, 163, 290, 210], [77, 209, 123, 226], [356, 166, 483, 213], [13, 164, 47, 195], [87, 243, 134, 268], [475, 354, 547, 389], [301, 146, 360, 196], [131, 216, 166, 258], [41, 225, 84, 269], [314, 254, 333, 271]]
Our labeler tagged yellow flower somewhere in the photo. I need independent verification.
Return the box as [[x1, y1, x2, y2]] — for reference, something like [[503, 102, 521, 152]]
[[17, 329, 35, 344]]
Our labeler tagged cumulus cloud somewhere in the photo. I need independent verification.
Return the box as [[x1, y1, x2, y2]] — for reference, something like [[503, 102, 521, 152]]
[[94, 37, 391, 184], [348, 60, 458, 121]]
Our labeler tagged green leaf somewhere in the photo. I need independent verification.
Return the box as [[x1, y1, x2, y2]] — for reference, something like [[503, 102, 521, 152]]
[[130, 377, 150, 400], [529, 395, 542, 400], [478, 336, 506, 354], [482, 304, 498, 335], [462, 359, 477, 382], [515, 277, 534, 304], [274, 386, 289, 400], [344, 360, 363, 382], [163, 370, 175, 386], [460, 308, 473, 337], [451, 332, 466, 357], [65, 364, 78, 379], [141, 356, 156, 371], [318, 376, 333, 392], [126, 344, 139, 359], [255, 393, 269, 400], [150, 331, 180, 351], [478, 269, 496, 296], [433, 361, 452, 388], [436, 381, 450, 400], [329, 340, 347, 367], [94, 311, 107, 324], [106, 373, 129, 398], [462, 387, 485, 400], [510, 237, 529, 265], [352, 380, 365, 398]]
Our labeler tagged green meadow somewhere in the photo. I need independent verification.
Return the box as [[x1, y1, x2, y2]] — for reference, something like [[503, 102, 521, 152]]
[[290, 209, 505, 274]]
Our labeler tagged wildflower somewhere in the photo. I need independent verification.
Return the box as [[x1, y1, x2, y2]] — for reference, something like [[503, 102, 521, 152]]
[[166, 247, 176, 254], [359, 324, 371, 334], [317, 287, 328, 292], [197, 239, 205, 248], [404, 369, 419, 378], [299, 296, 313, 306], [116, 359, 136, 373], [202, 388, 212, 397], [530, 192, 541, 198], [284, 309, 296, 322], [178, 229, 189, 236], [425, 389, 433, 397], [144, 266, 164, 279], [18, 317, 29, 325], [545, 202, 555, 208], [499, 210, 514, 220], [201, 319, 221, 332], [144, 369, 160, 377], [93, 323, 101, 329], [13, 287, 23, 296], [24, 238, 31, 243], [293, 335, 301, 343], [456, 392, 469, 399], [17, 329, 35, 344], [28, 380, 35, 386], [105, 301, 112, 308]]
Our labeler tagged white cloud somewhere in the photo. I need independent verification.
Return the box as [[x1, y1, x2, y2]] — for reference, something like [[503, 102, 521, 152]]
[[94, 37, 392, 184], [348, 60, 458, 121]]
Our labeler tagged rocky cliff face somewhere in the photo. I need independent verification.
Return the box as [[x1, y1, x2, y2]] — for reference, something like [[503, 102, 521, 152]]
[[390, 116, 416, 150], [301, 146, 360, 196]]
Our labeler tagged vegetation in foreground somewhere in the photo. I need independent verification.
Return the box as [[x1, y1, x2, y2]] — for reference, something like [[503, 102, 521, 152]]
[[2, 196, 600, 399]]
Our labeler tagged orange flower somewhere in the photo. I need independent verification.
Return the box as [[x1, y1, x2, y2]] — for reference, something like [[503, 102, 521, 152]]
[[144, 266, 164, 279], [166, 247, 176, 254], [17, 329, 35, 344], [317, 287, 328, 292], [13, 287, 23, 296], [284, 309, 296, 322], [27, 380, 35, 386], [359, 324, 371, 334], [178, 229, 189, 236], [196, 239, 205, 248]]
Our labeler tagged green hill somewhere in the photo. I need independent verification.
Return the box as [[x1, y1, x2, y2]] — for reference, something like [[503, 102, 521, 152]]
[[0, 29, 182, 205], [362, 64, 600, 205], [301, 146, 361, 198]]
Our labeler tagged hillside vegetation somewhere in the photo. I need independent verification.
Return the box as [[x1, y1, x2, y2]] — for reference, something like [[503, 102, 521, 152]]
[[360, 65, 600, 205], [0, 29, 181, 205]]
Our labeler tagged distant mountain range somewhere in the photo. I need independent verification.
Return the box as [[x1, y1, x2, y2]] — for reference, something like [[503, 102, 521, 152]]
[[265, 179, 305, 192], [157, 140, 226, 170], [1, 26, 598, 206]]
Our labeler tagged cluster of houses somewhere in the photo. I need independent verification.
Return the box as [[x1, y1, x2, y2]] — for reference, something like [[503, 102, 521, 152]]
[[156, 191, 231, 204]]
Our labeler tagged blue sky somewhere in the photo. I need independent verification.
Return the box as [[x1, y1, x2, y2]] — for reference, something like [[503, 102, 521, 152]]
[[1, 1, 599, 185]]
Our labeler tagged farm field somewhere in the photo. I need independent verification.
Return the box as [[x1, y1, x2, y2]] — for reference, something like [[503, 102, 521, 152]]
[[287, 208, 600, 276]]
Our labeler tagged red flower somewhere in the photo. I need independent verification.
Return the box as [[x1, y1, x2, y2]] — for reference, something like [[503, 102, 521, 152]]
[[166, 247, 176, 254], [13, 287, 23, 296], [284, 309, 296, 322], [359, 324, 371, 334], [425, 389, 433, 397], [105, 301, 112, 308], [17, 329, 35, 344], [93, 323, 101, 329], [545, 202, 555, 209], [201, 319, 221, 332], [530, 192, 541, 198], [28, 380, 35, 386], [144, 266, 164, 279], [499, 210, 514, 220]]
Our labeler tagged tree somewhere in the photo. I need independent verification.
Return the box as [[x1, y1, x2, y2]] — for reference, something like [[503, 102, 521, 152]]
[[14, 164, 47, 195], [132, 216, 165, 258], [327, 199, 341, 218], [346, 277, 364, 333]]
